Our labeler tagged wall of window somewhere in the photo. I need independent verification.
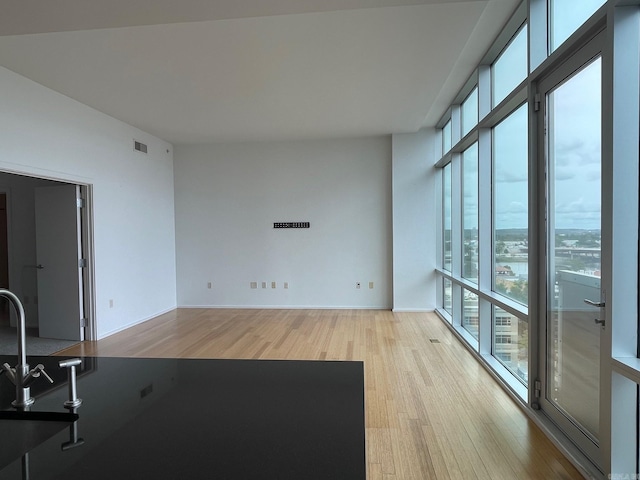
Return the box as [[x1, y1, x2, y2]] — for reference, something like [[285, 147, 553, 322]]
[[435, 4, 530, 395], [433, 0, 640, 476]]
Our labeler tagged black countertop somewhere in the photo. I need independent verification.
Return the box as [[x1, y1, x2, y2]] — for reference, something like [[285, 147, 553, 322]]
[[0, 356, 365, 479]]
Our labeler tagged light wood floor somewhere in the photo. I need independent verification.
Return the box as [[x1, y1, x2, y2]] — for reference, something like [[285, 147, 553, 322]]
[[57, 309, 584, 479]]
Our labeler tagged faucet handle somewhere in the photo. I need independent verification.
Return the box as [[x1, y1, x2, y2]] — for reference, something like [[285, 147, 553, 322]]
[[32, 364, 54, 384], [1, 363, 16, 384], [58, 358, 82, 409]]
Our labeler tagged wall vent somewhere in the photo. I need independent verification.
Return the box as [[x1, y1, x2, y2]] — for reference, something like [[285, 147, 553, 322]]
[[134, 140, 148, 154]]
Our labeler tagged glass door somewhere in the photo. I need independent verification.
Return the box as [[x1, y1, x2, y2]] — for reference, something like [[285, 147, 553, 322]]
[[539, 35, 604, 469]]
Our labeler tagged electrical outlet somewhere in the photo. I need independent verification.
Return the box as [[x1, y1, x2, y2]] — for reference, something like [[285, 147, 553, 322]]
[[369, 282, 374, 289], [250, 282, 257, 289], [109, 299, 114, 308], [271, 281, 276, 289], [356, 282, 361, 289], [207, 282, 212, 289]]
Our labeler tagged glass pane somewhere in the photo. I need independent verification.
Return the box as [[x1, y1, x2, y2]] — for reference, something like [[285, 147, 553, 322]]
[[443, 278, 452, 317], [461, 87, 478, 137], [549, 0, 606, 53], [462, 290, 479, 341], [492, 26, 528, 108], [493, 104, 528, 305], [493, 306, 528, 384], [462, 143, 478, 284], [442, 120, 452, 154], [443, 164, 452, 271], [547, 58, 601, 441]]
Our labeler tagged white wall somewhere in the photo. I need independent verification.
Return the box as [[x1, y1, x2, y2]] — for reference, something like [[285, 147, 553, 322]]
[[0, 67, 177, 338], [174, 138, 393, 308], [392, 130, 437, 311]]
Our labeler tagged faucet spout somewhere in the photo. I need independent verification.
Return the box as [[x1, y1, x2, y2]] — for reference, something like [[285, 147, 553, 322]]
[[0, 288, 53, 409], [0, 289, 27, 369]]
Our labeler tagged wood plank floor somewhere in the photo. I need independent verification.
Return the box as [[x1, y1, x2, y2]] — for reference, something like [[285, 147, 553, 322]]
[[57, 309, 584, 479]]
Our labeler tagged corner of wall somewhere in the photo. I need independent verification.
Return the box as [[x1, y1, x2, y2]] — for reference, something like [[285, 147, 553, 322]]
[[391, 129, 437, 311]]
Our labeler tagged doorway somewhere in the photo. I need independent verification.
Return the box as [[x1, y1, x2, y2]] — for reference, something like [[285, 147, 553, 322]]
[[537, 32, 604, 469], [0, 171, 94, 343], [0, 194, 9, 327]]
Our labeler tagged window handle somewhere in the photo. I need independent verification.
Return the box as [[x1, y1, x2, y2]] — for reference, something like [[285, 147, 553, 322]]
[[584, 298, 605, 308]]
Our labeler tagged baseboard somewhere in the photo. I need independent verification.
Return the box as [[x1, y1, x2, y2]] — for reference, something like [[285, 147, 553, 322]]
[[97, 306, 176, 340], [177, 304, 392, 310], [391, 308, 435, 312]]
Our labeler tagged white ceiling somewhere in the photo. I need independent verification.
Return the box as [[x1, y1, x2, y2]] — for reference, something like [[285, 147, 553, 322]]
[[0, 0, 519, 145]]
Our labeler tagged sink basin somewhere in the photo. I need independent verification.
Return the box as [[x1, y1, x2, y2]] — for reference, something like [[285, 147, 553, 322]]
[[0, 411, 78, 469]]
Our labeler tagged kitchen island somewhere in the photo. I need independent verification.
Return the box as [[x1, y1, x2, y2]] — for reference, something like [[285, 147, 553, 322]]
[[0, 356, 365, 479]]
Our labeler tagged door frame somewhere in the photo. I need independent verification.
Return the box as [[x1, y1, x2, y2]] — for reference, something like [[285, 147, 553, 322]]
[[79, 184, 96, 342], [535, 29, 606, 469], [0, 169, 96, 341], [0, 186, 14, 327]]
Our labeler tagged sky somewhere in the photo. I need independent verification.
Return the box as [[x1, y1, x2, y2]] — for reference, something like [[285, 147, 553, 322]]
[[448, 0, 605, 234], [547, 0, 604, 231], [491, 59, 601, 232], [551, 0, 606, 52], [473, 1, 604, 232], [549, 58, 601, 231]]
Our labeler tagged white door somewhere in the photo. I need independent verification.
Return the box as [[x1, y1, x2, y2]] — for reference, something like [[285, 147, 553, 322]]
[[35, 184, 84, 341]]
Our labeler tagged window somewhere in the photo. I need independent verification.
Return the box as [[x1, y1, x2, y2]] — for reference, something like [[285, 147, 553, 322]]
[[462, 290, 479, 341], [493, 104, 528, 306], [495, 335, 513, 344], [436, 10, 530, 395], [493, 306, 528, 384], [461, 87, 479, 137], [443, 278, 452, 316], [443, 163, 452, 272], [462, 143, 479, 283], [549, 0, 606, 53], [492, 26, 528, 107], [433, 2, 640, 471]]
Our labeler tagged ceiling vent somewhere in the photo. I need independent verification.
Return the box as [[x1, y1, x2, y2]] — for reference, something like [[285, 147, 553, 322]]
[[134, 140, 148, 154]]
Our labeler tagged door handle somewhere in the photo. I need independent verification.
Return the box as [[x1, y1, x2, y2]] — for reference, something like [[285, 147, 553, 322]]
[[584, 298, 605, 308]]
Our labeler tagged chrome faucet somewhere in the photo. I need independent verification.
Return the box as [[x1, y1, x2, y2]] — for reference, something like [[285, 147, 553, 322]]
[[0, 288, 53, 409]]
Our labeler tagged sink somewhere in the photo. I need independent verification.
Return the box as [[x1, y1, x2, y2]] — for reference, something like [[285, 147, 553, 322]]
[[0, 411, 78, 469]]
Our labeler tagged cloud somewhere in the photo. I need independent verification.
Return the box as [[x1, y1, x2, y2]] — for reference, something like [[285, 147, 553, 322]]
[[497, 201, 527, 214], [555, 197, 600, 214], [555, 168, 575, 181], [584, 172, 599, 183], [496, 170, 527, 183], [554, 139, 584, 165]]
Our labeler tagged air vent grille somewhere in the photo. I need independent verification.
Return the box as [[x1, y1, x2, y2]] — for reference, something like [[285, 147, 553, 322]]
[[134, 140, 148, 154]]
